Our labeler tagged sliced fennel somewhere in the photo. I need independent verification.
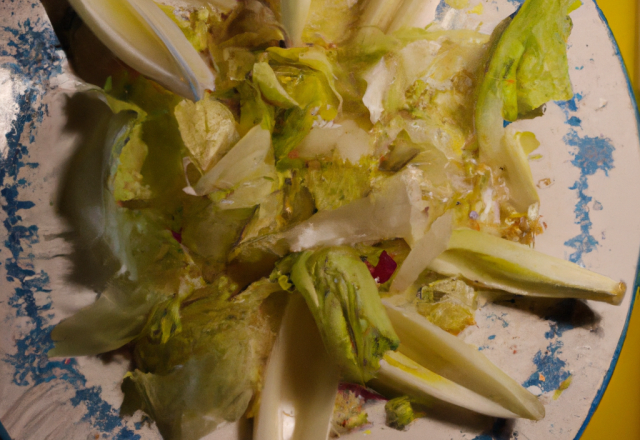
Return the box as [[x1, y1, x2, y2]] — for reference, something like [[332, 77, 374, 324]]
[[370, 351, 519, 419], [382, 301, 545, 420], [428, 229, 626, 304], [254, 295, 339, 440], [69, 0, 215, 101]]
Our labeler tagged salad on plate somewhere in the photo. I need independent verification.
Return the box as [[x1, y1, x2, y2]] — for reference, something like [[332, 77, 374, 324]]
[[45, 0, 628, 439]]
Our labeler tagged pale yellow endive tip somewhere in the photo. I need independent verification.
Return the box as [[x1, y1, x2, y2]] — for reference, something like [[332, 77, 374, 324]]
[[68, 0, 215, 101]]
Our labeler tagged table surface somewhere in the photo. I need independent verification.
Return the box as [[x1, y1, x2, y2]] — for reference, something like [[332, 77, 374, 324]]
[[581, 1, 640, 439]]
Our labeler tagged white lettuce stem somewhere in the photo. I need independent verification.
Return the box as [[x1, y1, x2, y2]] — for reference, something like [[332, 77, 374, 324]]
[[387, 0, 439, 33], [254, 295, 340, 440], [359, 0, 405, 32], [281, 0, 311, 47]]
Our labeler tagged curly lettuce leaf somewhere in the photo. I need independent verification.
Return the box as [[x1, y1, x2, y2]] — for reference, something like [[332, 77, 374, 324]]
[[127, 279, 286, 440], [51, 209, 204, 356], [304, 155, 375, 211]]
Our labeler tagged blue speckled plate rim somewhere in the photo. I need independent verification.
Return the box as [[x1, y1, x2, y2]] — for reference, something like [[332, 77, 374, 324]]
[[572, 1, 640, 438], [0, 1, 638, 440]]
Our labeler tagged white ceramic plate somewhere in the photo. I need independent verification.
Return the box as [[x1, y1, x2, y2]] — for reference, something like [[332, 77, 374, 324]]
[[1, 1, 640, 439]]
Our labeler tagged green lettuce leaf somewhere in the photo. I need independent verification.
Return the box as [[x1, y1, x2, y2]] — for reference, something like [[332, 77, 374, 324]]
[[304, 155, 375, 211], [285, 170, 429, 251], [475, 0, 577, 211], [253, 61, 300, 108], [112, 119, 152, 203], [267, 46, 342, 110], [127, 278, 286, 440], [51, 208, 204, 356], [238, 81, 276, 133], [181, 200, 256, 273]]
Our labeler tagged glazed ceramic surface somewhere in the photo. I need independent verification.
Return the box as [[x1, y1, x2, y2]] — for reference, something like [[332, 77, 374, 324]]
[[1, 0, 640, 439]]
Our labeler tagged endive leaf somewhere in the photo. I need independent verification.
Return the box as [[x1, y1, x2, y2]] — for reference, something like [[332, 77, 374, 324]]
[[68, 0, 215, 101], [190, 125, 277, 206], [387, 0, 439, 33], [254, 294, 339, 440], [389, 211, 453, 294], [428, 229, 627, 304], [370, 351, 520, 419], [382, 301, 545, 420], [281, 0, 312, 47], [359, 0, 404, 33]]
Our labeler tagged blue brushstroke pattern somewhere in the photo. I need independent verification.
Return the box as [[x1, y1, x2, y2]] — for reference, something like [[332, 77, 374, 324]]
[[1, 18, 139, 440], [555, 90, 615, 265], [435, 0, 451, 21], [556, 92, 584, 115], [523, 338, 571, 392], [567, 116, 582, 126], [486, 312, 510, 328], [562, 130, 615, 264]]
